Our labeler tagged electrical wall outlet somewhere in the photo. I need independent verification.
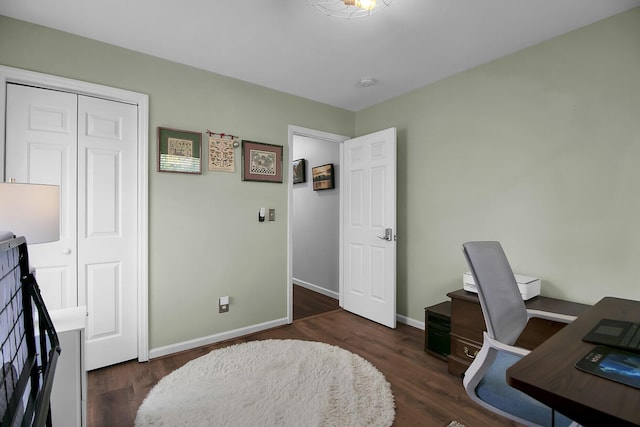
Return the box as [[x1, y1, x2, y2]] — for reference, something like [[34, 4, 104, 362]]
[[219, 296, 229, 313]]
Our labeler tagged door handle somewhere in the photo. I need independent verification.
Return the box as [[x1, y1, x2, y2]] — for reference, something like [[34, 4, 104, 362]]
[[377, 228, 393, 241], [62, 248, 71, 255]]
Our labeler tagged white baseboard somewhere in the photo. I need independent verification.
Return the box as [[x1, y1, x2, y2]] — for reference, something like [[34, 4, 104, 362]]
[[149, 317, 289, 359], [397, 314, 425, 330], [292, 278, 339, 300], [150, 312, 424, 359]]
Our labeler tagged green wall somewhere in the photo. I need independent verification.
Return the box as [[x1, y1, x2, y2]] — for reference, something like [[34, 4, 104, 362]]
[[356, 8, 640, 320], [0, 16, 354, 349], [2, 8, 639, 349]]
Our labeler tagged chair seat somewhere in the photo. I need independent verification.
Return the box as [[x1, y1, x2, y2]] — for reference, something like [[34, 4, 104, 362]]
[[476, 351, 574, 427]]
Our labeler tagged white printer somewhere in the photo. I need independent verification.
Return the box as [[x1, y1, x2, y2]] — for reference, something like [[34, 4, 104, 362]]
[[463, 272, 541, 300]]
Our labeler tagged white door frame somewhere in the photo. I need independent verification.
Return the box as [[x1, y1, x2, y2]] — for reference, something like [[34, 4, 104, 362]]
[[0, 65, 150, 362], [287, 125, 348, 323]]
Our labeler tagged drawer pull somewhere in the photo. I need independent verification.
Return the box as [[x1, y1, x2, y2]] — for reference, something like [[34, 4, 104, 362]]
[[463, 346, 478, 359]]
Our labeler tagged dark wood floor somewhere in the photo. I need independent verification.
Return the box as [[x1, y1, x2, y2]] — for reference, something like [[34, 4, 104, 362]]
[[87, 289, 518, 427], [293, 284, 340, 320]]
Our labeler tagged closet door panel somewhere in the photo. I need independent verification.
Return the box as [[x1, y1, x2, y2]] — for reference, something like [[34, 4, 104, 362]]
[[78, 95, 138, 370], [85, 149, 120, 236], [86, 262, 119, 337], [5, 84, 78, 309]]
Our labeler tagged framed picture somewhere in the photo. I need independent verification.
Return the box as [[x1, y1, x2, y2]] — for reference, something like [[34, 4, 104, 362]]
[[292, 159, 306, 184], [241, 140, 283, 183], [312, 163, 335, 191], [158, 127, 202, 174]]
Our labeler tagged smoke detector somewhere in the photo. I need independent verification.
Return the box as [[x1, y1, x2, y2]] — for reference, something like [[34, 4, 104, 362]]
[[359, 76, 376, 87]]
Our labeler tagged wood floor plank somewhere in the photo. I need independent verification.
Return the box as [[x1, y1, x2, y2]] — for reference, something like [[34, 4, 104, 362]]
[[293, 284, 340, 320], [87, 290, 519, 427]]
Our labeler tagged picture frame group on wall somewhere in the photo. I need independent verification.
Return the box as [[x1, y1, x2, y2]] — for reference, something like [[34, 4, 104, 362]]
[[312, 163, 335, 191], [292, 159, 306, 184], [241, 140, 284, 183], [158, 127, 202, 174]]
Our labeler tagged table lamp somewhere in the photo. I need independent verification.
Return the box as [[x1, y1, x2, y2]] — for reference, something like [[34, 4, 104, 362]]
[[0, 182, 60, 244]]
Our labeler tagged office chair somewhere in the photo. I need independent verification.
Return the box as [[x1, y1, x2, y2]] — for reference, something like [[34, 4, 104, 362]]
[[461, 241, 579, 427]]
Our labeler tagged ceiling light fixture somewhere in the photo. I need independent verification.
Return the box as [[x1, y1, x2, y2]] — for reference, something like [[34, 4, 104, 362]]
[[309, 0, 392, 19]]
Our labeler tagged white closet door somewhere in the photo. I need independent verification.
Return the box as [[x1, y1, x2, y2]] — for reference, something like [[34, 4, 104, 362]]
[[5, 84, 139, 370], [77, 95, 138, 370], [5, 84, 78, 309]]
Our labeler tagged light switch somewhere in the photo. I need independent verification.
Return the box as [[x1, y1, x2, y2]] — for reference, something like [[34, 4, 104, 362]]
[[268, 209, 275, 221]]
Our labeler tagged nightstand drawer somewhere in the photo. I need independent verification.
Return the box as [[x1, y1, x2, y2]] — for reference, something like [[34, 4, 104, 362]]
[[450, 298, 485, 343], [451, 335, 481, 363]]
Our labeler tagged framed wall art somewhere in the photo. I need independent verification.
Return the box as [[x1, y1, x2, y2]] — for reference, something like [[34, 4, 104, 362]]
[[158, 127, 202, 174], [208, 136, 236, 172], [292, 159, 306, 184], [312, 163, 335, 191], [241, 140, 283, 183]]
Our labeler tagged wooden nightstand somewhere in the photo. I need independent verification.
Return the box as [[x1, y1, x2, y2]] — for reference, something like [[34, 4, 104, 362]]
[[446, 289, 589, 377]]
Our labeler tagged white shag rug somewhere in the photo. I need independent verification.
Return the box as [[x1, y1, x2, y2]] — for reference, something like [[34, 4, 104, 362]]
[[135, 339, 395, 427]]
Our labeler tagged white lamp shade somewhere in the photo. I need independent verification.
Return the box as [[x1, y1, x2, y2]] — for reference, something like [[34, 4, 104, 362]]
[[0, 182, 60, 244]]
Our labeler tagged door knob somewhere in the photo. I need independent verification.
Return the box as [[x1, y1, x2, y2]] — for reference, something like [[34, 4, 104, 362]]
[[377, 228, 394, 241], [62, 248, 71, 255]]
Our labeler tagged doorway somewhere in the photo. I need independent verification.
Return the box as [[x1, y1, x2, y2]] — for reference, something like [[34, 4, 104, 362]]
[[287, 126, 348, 322], [288, 125, 398, 328]]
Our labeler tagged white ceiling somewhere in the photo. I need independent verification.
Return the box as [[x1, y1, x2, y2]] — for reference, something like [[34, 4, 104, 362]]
[[2, 0, 639, 111]]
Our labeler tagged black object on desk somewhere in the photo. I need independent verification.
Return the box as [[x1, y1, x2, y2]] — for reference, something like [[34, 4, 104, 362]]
[[576, 346, 640, 389], [583, 318, 640, 353]]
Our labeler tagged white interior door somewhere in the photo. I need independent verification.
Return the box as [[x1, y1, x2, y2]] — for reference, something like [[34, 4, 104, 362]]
[[5, 83, 78, 309], [5, 83, 139, 370], [77, 95, 138, 370], [341, 127, 397, 328]]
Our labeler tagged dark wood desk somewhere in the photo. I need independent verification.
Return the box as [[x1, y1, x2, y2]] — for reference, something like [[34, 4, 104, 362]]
[[507, 297, 640, 427]]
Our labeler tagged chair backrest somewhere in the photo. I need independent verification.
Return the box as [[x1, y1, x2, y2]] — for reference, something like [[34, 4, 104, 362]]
[[462, 241, 528, 345]]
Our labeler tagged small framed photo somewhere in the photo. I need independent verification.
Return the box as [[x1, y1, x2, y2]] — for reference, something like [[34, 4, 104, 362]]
[[292, 159, 306, 184], [312, 163, 335, 191], [241, 140, 283, 183], [158, 127, 202, 174]]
